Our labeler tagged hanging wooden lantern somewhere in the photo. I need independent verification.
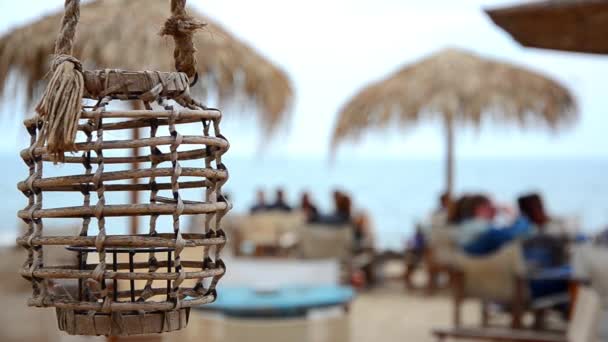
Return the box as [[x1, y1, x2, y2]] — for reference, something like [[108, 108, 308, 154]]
[[16, 0, 229, 336]]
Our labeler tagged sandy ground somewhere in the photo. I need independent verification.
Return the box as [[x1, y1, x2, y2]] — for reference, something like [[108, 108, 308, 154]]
[[0, 247, 482, 342]]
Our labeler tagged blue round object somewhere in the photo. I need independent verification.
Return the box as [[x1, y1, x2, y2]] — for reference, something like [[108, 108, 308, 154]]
[[194, 286, 355, 318]]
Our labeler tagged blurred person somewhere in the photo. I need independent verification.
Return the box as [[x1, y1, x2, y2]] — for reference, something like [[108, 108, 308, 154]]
[[331, 191, 353, 225], [430, 191, 450, 227], [249, 189, 267, 214], [405, 193, 466, 293], [455, 195, 570, 315], [517, 192, 575, 238], [352, 211, 376, 287], [316, 190, 353, 225], [415, 192, 450, 254], [458, 194, 531, 256], [518, 193, 549, 230], [300, 192, 319, 222], [517, 193, 569, 267], [335, 191, 352, 223], [268, 188, 292, 212], [447, 194, 476, 225], [352, 211, 375, 252], [517, 193, 570, 302]]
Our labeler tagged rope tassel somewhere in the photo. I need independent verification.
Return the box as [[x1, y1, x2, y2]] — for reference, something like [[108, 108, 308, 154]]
[[36, 55, 84, 161], [35, 0, 83, 162]]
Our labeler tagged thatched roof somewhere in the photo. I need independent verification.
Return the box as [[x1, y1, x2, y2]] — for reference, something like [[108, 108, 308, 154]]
[[0, 0, 293, 132], [331, 48, 576, 150], [486, 0, 608, 54]]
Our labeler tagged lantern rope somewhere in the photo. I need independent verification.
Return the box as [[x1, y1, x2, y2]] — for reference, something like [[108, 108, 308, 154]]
[[91, 108, 108, 308], [37, 0, 204, 160], [161, 0, 205, 83]]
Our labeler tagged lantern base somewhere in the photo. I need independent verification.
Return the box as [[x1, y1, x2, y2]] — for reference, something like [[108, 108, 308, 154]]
[[56, 308, 190, 336]]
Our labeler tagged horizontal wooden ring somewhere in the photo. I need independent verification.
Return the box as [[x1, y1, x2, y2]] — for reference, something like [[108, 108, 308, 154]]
[[16, 233, 226, 248]]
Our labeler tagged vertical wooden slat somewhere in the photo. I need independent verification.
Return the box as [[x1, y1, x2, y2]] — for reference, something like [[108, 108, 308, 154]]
[[130, 102, 142, 235]]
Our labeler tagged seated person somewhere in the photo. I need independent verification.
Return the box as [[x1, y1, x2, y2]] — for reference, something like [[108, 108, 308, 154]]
[[416, 191, 451, 246], [458, 194, 532, 256], [267, 188, 292, 212], [352, 211, 375, 252], [316, 191, 353, 226], [460, 195, 569, 306], [249, 189, 268, 214], [523, 234, 570, 301], [518, 194, 570, 301], [518, 192, 577, 239], [429, 192, 450, 228], [352, 211, 376, 287], [517, 193, 570, 266], [300, 192, 319, 222], [447, 194, 477, 225]]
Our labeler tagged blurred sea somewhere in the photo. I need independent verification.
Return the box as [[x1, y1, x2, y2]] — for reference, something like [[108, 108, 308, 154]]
[[1, 153, 607, 251]]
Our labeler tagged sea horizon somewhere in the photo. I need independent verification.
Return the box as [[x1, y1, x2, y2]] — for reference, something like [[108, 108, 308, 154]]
[[1, 153, 607, 251]]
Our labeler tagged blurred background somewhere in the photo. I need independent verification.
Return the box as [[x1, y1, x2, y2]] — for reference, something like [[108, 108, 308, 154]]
[[0, 0, 607, 342]]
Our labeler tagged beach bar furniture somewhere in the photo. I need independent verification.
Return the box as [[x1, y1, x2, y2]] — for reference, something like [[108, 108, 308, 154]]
[[433, 286, 601, 342], [181, 258, 353, 342], [450, 242, 571, 330], [192, 285, 354, 342], [17, 0, 229, 336]]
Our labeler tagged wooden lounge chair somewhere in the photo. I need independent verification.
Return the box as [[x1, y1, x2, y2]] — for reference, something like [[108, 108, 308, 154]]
[[433, 286, 601, 342], [572, 244, 608, 340], [405, 225, 457, 293], [450, 242, 528, 328], [450, 241, 572, 330], [227, 211, 306, 257]]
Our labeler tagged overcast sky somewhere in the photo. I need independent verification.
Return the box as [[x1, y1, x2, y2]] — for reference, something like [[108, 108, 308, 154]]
[[1, 0, 607, 160]]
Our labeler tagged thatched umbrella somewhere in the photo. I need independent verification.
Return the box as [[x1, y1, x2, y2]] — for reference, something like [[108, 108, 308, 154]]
[[331, 49, 576, 197], [0, 0, 292, 235], [0, 0, 293, 132], [486, 0, 608, 54]]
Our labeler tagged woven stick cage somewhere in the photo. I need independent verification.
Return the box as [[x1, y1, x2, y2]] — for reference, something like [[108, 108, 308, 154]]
[[16, 0, 229, 336]]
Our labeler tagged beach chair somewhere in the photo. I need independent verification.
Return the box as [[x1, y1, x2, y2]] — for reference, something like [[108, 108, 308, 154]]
[[229, 211, 306, 257], [450, 242, 528, 328], [298, 224, 353, 260], [298, 224, 354, 283], [450, 241, 571, 330], [432, 286, 601, 342], [423, 226, 458, 294], [572, 244, 608, 340]]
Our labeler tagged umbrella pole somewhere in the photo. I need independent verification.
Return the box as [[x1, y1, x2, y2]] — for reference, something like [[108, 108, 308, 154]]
[[444, 115, 454, 199]]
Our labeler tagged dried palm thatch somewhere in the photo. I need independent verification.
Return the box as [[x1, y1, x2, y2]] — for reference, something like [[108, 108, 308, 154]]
[[332, 49, 576, 196], [486, 0, 608, 54], [0, 0, 293, 132]]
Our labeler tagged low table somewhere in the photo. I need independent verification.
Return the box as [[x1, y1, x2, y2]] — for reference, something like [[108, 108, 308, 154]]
[[198, 285, 355, 318], [189, 285, 355, 342]]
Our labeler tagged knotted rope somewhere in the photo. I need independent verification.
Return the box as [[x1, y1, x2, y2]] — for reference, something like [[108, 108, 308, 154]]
[[35, 0, 83, 162], [161, 0, 206, 82], [37, 0, 204, 161]]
